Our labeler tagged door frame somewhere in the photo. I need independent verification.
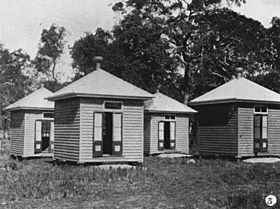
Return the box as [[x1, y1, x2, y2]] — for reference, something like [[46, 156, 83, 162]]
[[93, 112, 123, 157], [158, 120, 176, 151], [253, 114, 268, 154], [34, 119, 54, 154]]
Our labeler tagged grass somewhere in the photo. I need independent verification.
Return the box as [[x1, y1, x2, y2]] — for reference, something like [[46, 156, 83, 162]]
[[0, 156, 280, 208], [0, 140, 279, 208]]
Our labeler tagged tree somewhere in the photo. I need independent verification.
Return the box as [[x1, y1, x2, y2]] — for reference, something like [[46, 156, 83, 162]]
[[71, 28, 112, 78], [251, 16, 280, 93], [71, 22, 183, 100], [189, 8, 267, 96], [0, 45, 32, 114], [111, 0, 250, 100], [33, 24, 67, 91], [73, 0, 267, 102]]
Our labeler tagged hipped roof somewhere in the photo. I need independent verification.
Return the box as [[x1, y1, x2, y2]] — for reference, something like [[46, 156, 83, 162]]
[[4, 87, 54, 111], [145, 91, 197, 113], [190, 77, 280, 105], [47, 68, 153, 101]]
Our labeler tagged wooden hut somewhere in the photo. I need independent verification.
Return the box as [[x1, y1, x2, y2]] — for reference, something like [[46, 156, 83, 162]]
[[46, 57, 153, 164], [4, 87, 54, 158], [190, 73, 280, 159], [144, 91, 197, 155]]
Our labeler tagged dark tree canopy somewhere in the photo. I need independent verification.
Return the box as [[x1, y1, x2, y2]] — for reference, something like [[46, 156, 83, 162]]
[[0, 45, 32, 113], [71, 0, 280, 103]]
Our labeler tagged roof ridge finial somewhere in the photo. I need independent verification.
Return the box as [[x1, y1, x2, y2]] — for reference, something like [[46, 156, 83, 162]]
[[94, 56, 103, 70], [40, 83, 44, 88], [156, 84, 161, 94], [236, 67, 243, 79]]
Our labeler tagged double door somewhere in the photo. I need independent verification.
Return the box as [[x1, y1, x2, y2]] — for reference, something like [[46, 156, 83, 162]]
[[35, 120, 54, 154], [254, 115, 268, 153], [158, 121, 176, 150], [93, 112, 122, 157]]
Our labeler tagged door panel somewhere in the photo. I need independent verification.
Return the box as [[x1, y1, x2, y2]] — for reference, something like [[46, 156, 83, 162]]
[[50, 121, 54, 152], [93, 113, 103, 157], [112, 113, 122, 156], [35, 121, 42, 153], [170, 122, 176, 149], [158, 122, 164, 150]]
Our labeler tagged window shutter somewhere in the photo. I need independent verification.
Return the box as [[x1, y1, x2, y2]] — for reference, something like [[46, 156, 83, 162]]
[[35, 121, 42, 153], [93, 113, 103, 157], [112, 113, 122, 156], [158, 122, 164, 150], [170, 122, 176, 149]]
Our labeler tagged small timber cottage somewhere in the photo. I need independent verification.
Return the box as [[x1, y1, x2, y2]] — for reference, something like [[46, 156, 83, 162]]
[[46, 57, 154, 164], [190, 72, 280, 159], [144, 90, 197, 155], [4, 86, 54, 158]]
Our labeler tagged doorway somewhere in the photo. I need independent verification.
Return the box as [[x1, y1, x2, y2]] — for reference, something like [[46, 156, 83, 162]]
[[254, 115, 268, 153], [35, 120, 53, 154], [103, 112, 113, 155], [93, 112, 123, 157], [164, 121, 171, 149], [159, 121, 176, 150]]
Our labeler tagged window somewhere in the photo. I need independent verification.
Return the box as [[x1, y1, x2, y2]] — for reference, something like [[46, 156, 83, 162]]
[[164, 115, 175, 120], [254, 106, 268, 114], [43, 112, 54, 118], [104, 102, 122, 110]]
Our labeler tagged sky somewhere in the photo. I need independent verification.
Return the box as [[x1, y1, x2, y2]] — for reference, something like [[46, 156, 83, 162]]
[[0, 0, 279, 81]]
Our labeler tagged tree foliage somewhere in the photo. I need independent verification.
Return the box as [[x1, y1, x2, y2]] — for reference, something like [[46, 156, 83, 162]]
[[71, 0, 280, 102], [33, 24, 67, 91], [72, 0, 251, 101], [0, 45, 32, 113]]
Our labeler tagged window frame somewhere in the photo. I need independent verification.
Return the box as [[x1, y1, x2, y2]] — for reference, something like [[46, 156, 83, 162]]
[[164, 114, 176, 121], [254, 106, 268, 114], [103, 101, 123, 111], [43, 112, 54, 118]]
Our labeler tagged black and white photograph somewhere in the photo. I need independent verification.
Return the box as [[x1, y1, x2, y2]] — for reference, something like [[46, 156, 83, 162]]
[[0, 0, 280, 208]]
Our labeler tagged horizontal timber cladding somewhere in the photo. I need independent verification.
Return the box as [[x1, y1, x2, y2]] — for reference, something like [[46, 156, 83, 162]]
[[79, 98, 144, 163], [122, 100, 144, 162], [143, 114, 151, 155], [148, 113, 190, 154], [176, 115, 189, 153], [237, 103, 280, 157], [54, 98, 80, 162], [10, 111, 25, 156], [237, 105, 254, 156], [268, 108, 280, 155], [196, 104, 238, 156], [79, 98, 103, 162]]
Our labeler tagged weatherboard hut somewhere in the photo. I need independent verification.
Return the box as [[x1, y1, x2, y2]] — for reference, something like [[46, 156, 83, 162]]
[[46, 57, 153, 164], [4, 86, 54, 158], [190, 72, 280, 159], [144, 91, 197, 155]]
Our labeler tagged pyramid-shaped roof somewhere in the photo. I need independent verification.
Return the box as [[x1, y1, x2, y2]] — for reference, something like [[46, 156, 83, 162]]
[[4, 87, 54, 111], [47, 68, 153, 101], [145, 91, 197, 113], [190, 77, 280, 105]]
